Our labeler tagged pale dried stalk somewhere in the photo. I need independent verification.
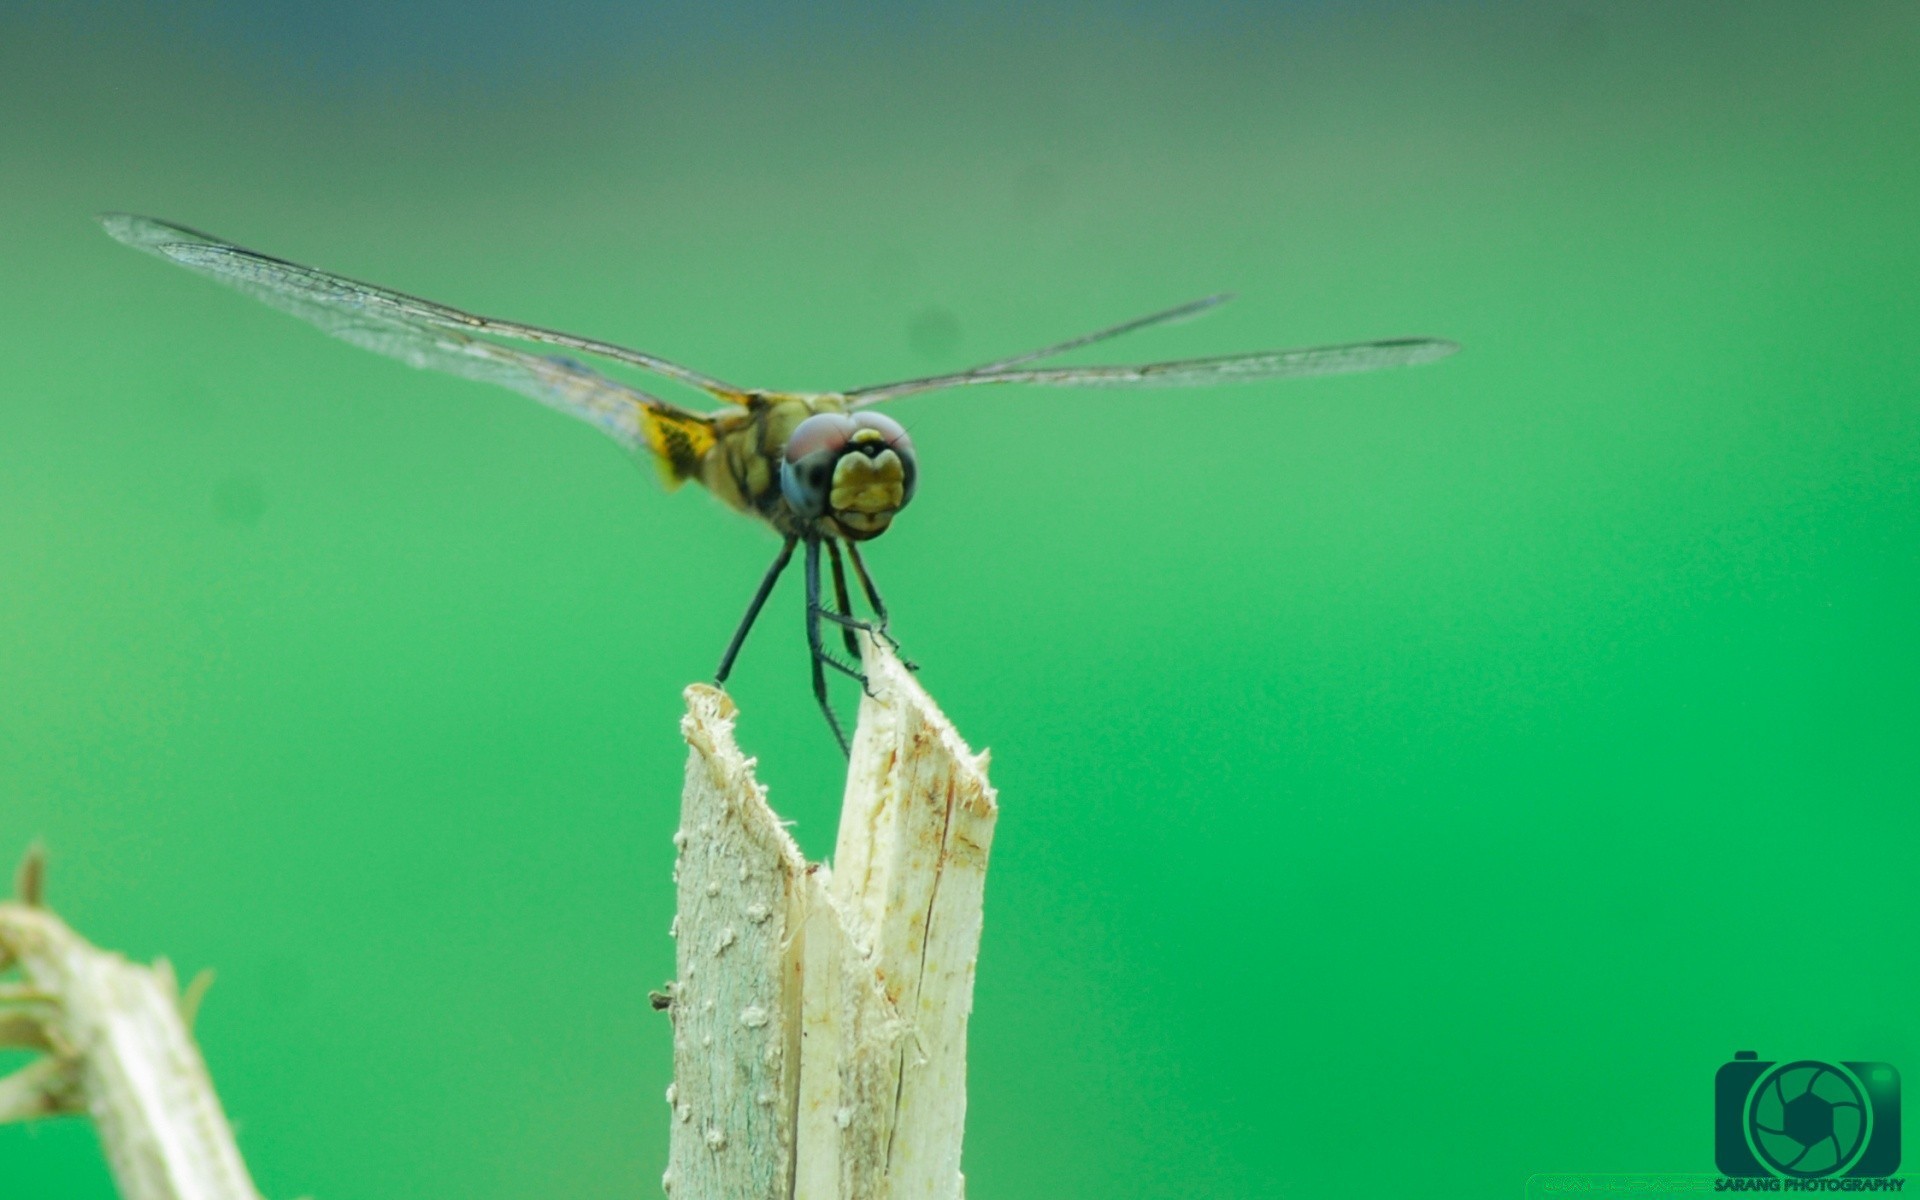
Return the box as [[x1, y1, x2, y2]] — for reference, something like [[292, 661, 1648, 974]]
[[0, 853, 262, 1200], [665, 638, 997, 1200]]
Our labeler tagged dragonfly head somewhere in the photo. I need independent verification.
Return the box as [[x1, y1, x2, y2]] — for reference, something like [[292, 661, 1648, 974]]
[[780, 411, 917, 540]]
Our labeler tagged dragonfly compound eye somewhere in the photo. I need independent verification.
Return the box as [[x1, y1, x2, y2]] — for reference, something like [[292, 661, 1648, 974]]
[[781, 412, 855, 519]]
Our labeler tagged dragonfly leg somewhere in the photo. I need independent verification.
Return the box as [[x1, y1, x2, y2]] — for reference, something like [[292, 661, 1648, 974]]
[[825, 540, 863, 660], [716, 536, 797, 684], [810, 608, 885, 691], [844, 542, 916, 671], [815, 610, 897, 689], [804, 538, 854, 755], [844, 542, 889, 627]]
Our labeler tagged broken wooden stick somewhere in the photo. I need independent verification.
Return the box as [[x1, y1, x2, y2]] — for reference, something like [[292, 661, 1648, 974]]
[[664, 637, 997, 1200], [0, 849, 263, 1200]]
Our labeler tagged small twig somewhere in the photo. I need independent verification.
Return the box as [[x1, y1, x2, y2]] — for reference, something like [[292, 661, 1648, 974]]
[[0, 851, 264, 1200]]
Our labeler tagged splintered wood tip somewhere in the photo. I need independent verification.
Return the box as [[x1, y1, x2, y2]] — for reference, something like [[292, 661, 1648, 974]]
[[13, 843, 45, 908], [669, 630, 995, 1200]]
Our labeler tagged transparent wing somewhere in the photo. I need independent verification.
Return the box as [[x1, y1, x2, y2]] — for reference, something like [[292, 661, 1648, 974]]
[[99, 213, 749, 402], [99, 214, 736, 474], [959, 293, 1235, 375], [847, 334, 1459, 406]]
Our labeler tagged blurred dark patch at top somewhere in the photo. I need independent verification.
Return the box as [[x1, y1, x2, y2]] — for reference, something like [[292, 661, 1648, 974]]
[[212, 474, 269, 526], [8, 0, 1343, 98], [907, 306, 962, 361]]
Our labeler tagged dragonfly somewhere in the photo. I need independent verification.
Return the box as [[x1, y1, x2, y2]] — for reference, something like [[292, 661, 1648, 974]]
[[101, 214, 1458, 752]]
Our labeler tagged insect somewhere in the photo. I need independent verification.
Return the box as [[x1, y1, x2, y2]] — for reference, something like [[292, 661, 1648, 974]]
[[102, 214, 1458, 752]]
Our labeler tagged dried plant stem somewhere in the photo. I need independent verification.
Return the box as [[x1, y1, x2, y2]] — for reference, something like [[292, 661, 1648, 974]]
[[664, 638, 997, 1200], [0, 854, 262, 1200]]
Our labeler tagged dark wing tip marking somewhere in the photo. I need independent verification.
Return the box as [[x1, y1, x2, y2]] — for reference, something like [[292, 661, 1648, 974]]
[[99, 212, 222, 252]]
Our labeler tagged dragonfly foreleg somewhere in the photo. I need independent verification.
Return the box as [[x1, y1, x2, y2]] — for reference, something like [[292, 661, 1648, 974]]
[[716, 536, 798, 684], [843, 542, 916, 671], [811, 611, 884, 702], [843, 541, 890, 629], [803, 538, 854, 756], [825, 540, 862, 660], [825, 542, 900, 673]]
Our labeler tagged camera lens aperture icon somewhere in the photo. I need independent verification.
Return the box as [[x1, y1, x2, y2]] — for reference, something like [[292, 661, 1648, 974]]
[[1745, 1060, 1870, 1177], [1715, 1051, 1902, 1179]]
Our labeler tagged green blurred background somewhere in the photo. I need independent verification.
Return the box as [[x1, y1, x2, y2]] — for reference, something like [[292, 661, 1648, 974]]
[[3, 2, 1917, 1195]]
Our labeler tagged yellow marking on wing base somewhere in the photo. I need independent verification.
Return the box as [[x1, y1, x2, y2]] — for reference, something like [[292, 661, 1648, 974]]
[[640, 408, 717, 490]]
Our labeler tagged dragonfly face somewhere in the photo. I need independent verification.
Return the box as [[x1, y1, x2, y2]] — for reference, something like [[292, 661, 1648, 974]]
[[100, 213, 1457, 753], [779, 411, 917, 539]]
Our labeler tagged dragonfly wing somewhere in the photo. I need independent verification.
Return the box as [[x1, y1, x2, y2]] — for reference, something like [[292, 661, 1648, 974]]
[[101, 214, 720, 482], [99, 214, 748, 399], [960, 293, 1235, 375], [847, 336, 1460, 405]]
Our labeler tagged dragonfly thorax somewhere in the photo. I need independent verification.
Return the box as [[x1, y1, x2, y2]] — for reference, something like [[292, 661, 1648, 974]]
[[779, 411, 917, 541]]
